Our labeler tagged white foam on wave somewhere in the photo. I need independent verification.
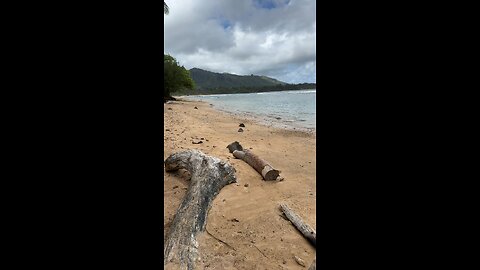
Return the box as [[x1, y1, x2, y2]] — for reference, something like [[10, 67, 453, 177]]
[[285, 90, 316, 94]]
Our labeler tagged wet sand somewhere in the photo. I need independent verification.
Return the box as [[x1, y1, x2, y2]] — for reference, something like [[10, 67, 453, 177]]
[[164, 98, 316, 269]]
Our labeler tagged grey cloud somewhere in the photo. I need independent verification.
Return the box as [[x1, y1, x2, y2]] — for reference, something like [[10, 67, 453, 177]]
[[165, 19, 234, 54], [164, 0, 316, 83]]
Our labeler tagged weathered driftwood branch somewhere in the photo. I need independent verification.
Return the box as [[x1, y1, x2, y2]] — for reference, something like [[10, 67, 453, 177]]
[[164, 150, 237, 270], [227, 141, 280, 181], [308, 258, 316, 270], [279, 203, 316, 247]]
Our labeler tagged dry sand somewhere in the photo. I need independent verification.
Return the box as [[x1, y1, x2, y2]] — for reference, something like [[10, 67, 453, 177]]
[[164, 98, 316, 269]]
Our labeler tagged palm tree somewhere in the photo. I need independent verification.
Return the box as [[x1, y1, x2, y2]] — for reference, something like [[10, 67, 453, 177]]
[[164, 2, 169, 15]]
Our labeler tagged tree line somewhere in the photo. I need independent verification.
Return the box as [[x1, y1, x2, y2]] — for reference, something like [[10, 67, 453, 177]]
[[173, 82, 316, 95], [164, 54, 195, 101]]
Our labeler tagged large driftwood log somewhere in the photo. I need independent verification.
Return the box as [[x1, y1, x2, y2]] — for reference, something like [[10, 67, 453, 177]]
[[280, 203, 316, 247], [164, 150, 237, 270], [227, 141, 280, 181]]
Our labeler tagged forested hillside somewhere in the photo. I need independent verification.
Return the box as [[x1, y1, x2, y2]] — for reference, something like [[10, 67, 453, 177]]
[[189, 68, 287, 89], [172, 68, 315, 95]]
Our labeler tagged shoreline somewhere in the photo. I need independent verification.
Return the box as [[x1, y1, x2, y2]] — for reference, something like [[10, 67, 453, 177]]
[[174, 96, 316, 136]]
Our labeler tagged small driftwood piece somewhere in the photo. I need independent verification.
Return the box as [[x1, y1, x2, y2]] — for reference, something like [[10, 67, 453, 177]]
[[227, 141, 280, 181], [279, 203, 316, 247], [164, 150, 237, 270]]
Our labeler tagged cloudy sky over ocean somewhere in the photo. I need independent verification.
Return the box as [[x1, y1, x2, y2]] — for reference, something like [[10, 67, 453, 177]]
[[164, 0, 316, 84]]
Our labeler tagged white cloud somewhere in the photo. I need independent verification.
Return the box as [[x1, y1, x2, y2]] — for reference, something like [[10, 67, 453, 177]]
[[164, 0, 316, 83]]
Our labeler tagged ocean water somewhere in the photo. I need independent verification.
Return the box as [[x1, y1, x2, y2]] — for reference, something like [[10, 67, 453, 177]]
[[183, 90, 316, 131]]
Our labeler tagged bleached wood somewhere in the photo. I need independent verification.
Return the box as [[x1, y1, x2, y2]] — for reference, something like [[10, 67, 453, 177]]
[[308, 258, 316, 270], [164, 150, 237, 270], [279, 203, 316, 246]]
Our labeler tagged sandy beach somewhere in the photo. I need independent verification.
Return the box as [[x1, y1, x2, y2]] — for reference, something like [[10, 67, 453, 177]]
[[164, 98, 316, 269]]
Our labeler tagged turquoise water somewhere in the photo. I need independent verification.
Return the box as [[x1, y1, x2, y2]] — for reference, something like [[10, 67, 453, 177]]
[[184, 90, 316, 130]]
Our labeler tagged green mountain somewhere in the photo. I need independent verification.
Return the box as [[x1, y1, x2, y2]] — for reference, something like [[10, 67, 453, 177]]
[[172, 67, 316, 95], [189, 68, 288, 90]]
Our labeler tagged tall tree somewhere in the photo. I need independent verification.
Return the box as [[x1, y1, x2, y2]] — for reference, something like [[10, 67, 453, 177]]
[[164, 2, 169, 14], [164, 54, 195, 101]]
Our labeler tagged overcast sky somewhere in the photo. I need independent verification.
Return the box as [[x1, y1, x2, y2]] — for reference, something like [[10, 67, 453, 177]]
[[164, 0, 316, 84]]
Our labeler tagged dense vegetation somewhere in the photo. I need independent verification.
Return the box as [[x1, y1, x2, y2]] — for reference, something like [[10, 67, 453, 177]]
[[174, 83, 315, 95], [189, 68, 287, 90], [164, 54, 195, 100], [172, 68, 315, 95]]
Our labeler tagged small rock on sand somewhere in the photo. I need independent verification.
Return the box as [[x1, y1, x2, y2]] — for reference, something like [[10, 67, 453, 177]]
[[194, 106, 198, 109], [238, 128, 244, 132], [294, 256, 306, 267], [244, 183, 249, 187], [192, 140, 203, 144], [239, 123, 245, 127], [167, 108, 172, 110]]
